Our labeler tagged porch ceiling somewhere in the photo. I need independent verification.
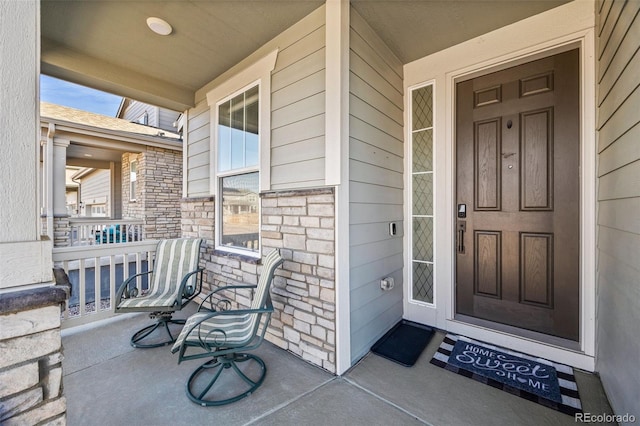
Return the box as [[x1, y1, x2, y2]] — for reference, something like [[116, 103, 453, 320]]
[[41, 0, 570, 111], [350, 0, 571, 65]]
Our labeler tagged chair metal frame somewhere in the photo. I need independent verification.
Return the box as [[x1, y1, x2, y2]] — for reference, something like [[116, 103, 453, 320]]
[[172, 249, 283, 406], [115, 238, 204, 348]]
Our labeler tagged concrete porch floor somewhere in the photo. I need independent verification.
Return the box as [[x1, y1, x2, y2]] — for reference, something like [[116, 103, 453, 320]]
[[62, 304, 614, 425]]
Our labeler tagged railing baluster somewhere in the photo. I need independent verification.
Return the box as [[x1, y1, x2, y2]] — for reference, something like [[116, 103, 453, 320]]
[[79, 259, 86, 317], [109, 254, 116, 312], [53, 240, 158, 328], [94, 256, 101, 313]]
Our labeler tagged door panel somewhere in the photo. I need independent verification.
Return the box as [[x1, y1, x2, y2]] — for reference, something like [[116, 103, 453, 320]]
[[456, 49, 580, 341]]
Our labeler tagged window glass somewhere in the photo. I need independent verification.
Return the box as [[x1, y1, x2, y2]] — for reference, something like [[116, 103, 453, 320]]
[[411, 84, 435, 304], [220, 172, 259, 252], [218, 102, 231, 172], [218, 85, 259, 172]]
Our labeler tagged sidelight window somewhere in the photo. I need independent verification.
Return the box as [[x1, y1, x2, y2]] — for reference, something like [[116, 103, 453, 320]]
[[410, 83, 435, 304]]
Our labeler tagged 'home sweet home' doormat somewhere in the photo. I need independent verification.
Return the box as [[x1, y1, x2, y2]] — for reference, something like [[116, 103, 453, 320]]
[[430, 334, 582, 415]]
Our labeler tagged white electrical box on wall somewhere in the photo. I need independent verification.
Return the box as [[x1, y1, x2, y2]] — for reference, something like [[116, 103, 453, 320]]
[[380, 277, 395, 291]]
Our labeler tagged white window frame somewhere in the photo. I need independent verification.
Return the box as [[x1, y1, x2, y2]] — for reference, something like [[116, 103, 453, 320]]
[[206, 50, 278, 257]]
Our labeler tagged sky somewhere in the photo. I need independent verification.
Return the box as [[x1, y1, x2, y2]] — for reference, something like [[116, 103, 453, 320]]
[[40, 75, 123, 117]]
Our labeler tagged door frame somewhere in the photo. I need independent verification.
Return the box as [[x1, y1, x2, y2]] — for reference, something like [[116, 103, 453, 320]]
[[403, 1, 596, 371]]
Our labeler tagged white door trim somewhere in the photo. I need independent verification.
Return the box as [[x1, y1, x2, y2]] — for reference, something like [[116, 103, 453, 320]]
[[403, 0, 596, 371]]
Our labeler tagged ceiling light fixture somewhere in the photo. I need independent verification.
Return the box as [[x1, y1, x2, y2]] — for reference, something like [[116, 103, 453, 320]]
[[146, 17, 172, 36]]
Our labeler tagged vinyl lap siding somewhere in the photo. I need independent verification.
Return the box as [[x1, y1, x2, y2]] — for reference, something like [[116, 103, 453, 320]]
[[122, 101, 158, 127], [348, 9, 404, 363], [185, 6, 326, 196], [186, 101, 210, 196], [80, 169, 111, 213], [271, 22, 326, 190], [158, 108, 180, 132], [595, 0, 640, 416]]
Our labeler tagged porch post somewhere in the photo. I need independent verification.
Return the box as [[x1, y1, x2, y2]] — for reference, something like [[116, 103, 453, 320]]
[[325, 0, 351, 374], [0, 0, 68, 423], [52, 138, 70, 217]]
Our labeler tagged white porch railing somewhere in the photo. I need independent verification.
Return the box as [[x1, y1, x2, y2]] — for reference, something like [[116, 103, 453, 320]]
[[68, 218, 145, 246], [53, 240, 159, 329]]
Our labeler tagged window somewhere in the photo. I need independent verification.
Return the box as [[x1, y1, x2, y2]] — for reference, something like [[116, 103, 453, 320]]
[[410, 83, 435, 304], [216, 85, 260, 254], [207, 49, 277, 256], [135, 112, 149, 125], [130, 160, 137, 201], [89, 204, 106, 217]]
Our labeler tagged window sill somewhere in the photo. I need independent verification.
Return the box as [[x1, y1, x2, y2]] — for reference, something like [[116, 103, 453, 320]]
[[213, 249, 261, 265]]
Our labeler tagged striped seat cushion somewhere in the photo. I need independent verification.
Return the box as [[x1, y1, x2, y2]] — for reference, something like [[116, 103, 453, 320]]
[[171, 312, 255, 352], [121, 238, 202, 310], [118, 294, 179, 309], [171, 249, 283, 354]]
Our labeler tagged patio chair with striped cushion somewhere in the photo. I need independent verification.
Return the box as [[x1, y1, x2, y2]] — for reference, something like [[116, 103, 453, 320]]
[[171, 249, 284, 406], [115, 238, 204, 348]]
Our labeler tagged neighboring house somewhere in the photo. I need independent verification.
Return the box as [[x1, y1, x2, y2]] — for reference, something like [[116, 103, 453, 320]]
[[2, 1, 639, 423], [39, 102, 184, 246], [117, 98, 182, 135], [71, 168, 111, 217], [65, 166, 81, 216]]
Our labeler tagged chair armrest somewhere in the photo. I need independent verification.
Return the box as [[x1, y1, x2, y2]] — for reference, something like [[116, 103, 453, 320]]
[[176, 267, 204, 306], [197, 284, 257, 312], [115, 270, 153, 306], [177, 301, 274, 353]]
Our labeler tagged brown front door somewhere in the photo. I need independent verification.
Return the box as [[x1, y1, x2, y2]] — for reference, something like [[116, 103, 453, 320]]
[[455, 49, 580, 341]]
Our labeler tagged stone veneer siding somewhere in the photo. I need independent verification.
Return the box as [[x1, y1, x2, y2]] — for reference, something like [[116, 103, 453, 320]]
[[181, 188, 337, 373], [0, 280, 69, 425], [122, 147, 182, 240], [52, 217, 70, 248]]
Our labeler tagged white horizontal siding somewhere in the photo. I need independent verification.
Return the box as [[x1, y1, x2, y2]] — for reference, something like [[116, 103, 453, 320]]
[[348, 7, 404, 363]]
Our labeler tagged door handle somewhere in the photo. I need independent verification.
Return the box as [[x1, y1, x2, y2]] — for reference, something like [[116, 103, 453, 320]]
[[457, 221, 466, 254]]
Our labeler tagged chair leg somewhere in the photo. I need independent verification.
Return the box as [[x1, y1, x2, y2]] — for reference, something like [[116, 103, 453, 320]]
[[186, 353, 267, 406], [130, 314, 186, 348]]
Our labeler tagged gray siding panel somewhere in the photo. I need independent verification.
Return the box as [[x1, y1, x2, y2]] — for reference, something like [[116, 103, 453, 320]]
[[81, 169, 111, 215], [599, 198, 640, 234], [598, 7, 640, 103], [269, 17, 326, 189], [185, 7, 326, 197], [272, 114, 325, 148], [350, 116, 403, 157], [186, 101, 210, 197], [272, 92, 325, 129], [271, 136, 324, 165], [596, 0, 640, 416], [158, 108, 180, 131], [348, 7, 404, 363], [599, 122, 640, 175], [271, 158, 325, 187]]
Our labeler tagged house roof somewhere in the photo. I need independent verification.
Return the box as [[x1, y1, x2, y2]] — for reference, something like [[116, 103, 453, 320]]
[[41, 102, 180, 140]]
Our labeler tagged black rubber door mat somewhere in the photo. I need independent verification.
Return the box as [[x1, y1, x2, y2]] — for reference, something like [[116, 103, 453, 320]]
[[371, 320, 435, 367]]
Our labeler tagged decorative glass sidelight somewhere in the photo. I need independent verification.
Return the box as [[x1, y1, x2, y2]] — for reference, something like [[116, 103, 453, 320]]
[[411, 84, 434, 304]]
